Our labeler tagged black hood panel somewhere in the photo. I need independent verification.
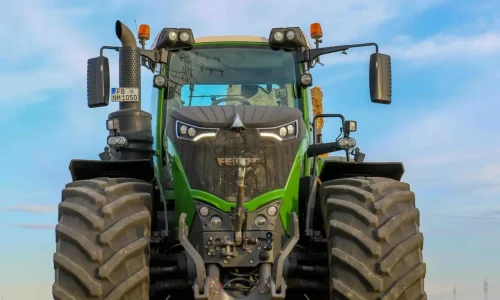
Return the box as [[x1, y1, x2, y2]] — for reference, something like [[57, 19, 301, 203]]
[[166, 107, 306, 201], [170, 105, 302, 128]]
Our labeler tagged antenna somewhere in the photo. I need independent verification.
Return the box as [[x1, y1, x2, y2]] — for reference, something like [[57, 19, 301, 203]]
[[484, 277, 488, 300], [134, 20, 138, 33], [453, 285, 456, 300]]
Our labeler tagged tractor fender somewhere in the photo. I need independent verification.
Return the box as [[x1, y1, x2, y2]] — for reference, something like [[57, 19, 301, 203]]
[[319, 159, 405, 182], [69, 159, 156, 182]]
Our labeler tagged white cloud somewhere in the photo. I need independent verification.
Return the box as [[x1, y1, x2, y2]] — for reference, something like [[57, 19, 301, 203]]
[[318, 31, 500, 66], [0, 205, 57, 213], [7, 223, 55, 230], [0, 1, 98, 124], [365, 67, 500, 201], [136, 0, 446, 44], [389, 32, 500, 61]]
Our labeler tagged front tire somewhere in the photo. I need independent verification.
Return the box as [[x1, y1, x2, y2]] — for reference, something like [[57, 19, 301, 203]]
[[52, 177, 153, 300], [320, 177, 426, 300]]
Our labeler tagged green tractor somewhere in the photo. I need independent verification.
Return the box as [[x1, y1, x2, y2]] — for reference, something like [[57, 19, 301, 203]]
[[52, 20, 426, 300]]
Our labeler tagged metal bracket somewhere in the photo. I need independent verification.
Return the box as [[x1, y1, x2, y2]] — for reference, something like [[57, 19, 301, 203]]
[[305, 179, 319, 237], [179, 213, 206, 293], [273, 212, 300, 293], [140, 48, 168, 63]]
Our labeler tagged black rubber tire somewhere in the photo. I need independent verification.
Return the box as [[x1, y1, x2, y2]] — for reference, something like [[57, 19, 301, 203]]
[[320, 176, 426, 300], [52, 177, 153, 300]]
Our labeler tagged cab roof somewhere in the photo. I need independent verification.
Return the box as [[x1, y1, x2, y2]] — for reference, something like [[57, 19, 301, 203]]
[[150, 29, 312, 49], [195, 35, 268, 44], [195, 32, 312, 49]]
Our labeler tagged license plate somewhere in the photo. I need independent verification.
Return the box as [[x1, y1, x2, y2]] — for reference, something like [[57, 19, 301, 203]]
[[111, 87, 139, 102]]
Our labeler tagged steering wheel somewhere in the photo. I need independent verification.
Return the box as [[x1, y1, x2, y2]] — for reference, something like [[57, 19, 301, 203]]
[[212, 97, 251, 105]]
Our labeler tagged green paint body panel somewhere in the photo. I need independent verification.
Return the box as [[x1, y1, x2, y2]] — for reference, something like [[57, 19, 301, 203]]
[[152, 41, 314, 236]]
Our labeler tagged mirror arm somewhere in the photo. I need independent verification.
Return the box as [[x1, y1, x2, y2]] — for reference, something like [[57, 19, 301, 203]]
[[100, 46, 120, 57], [312, 114, 345, 144], [98, 46, 168, 64], [299, 42, 379, 63]]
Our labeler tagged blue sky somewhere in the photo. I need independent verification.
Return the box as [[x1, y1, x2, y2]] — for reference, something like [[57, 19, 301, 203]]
[[1, 0, 499, 299]]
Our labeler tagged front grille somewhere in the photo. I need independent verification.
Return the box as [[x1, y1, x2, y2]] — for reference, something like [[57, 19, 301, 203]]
[[172, 128, 302, 201]]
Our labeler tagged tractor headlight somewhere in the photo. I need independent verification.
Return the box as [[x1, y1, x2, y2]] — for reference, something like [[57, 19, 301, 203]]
[[255, 215, 268, 227], [269, 27, 308, 49], [153, 74, 167, 89], [179, 31, 191, 42], [258, 120, 298, 141], [154, 28, 195, 50], [346, 137, 356, 148], [337, 137, 356, 149], [211, 216, 222, 228], [279, 127, 287, 137], [267, 206, 278, 216], [273, 31, 284, 42], [300, 73, 313, 87], [107, 136, 127, 148], [337, 138, 348, 148], [199, 206, 209, 217], [176, 120, 218, 142], [108, 137, 118, 147], [168, 31, 178, 41]]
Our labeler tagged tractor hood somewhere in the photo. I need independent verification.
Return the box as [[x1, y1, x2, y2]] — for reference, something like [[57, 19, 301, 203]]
[[170, 105, 302, 128], [166, 105, 306, 202]]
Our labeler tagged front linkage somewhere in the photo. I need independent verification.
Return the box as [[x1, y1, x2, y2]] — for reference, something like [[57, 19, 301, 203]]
[[178, 212, 300, 300], [177, 160, 300, 299]]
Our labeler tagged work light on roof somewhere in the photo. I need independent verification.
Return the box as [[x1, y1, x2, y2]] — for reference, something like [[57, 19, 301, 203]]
[[180, 32, 191, 42], [154, 28, 195, 50], [273, 31, 284, 42], [168, 31, 178, 41], [269, 27, 308, 49]]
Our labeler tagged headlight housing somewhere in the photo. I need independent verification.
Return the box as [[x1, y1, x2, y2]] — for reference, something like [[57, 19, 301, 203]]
[[258, 120, 298, 141], [337, 137, 356, 149], [269, 27, 308, 49], [107, 136, 127, 148], [176, 120, 218, 142], [153, 28, 195, 50]]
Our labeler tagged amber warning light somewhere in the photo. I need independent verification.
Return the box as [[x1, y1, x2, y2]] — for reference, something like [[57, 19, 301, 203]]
[[310, 23, 323, 40], [138, 24, 151, 40]]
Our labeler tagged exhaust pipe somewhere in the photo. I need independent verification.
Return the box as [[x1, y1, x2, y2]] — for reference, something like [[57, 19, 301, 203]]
[[114, 20, 141, 111], [106, 20, 153, 161], [116, 21, 136, 47]]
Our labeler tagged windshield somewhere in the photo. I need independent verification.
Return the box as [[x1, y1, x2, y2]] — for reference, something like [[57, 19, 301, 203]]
[[164, 46, 301, 111]]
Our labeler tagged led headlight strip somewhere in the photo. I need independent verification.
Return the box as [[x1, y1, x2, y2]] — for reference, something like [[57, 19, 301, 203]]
[[258, 120, 298, 141], [175, 120, 218, 142]]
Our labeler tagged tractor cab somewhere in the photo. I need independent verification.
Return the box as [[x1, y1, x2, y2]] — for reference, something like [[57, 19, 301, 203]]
[[149, 28, 315, 136]]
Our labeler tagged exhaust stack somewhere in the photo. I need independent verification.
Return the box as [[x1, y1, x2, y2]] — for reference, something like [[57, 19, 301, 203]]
[[105, 20, 153, 161], [115, 21, 141, 111]]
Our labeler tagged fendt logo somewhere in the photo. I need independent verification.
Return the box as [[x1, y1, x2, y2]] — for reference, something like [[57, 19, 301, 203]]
[[217, 158, 260, 166]]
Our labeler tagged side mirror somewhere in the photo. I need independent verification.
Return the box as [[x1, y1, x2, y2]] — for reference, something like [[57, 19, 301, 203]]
[[369, 53, 392, 104], [87, 56, 110, 108], [344, 120, 357, 133]]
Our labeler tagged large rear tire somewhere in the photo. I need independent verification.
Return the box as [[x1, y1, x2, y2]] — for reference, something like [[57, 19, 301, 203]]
[[52, 177, 153, 300], [321, 177, 426, 300]]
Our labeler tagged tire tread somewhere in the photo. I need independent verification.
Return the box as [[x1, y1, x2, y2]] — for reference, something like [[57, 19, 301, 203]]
[[321, 176, 426, 300]]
